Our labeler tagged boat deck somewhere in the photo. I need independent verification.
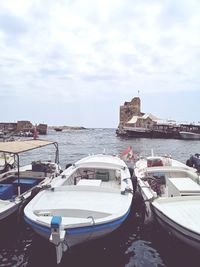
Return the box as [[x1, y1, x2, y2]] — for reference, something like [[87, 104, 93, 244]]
[[168, 178, 200, 196], [77, 179, 120, 189], [153, 196, 200, 234]]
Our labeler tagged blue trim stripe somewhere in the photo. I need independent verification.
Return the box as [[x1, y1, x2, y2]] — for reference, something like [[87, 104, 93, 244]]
[[67, 211, 130, 234], [24, 209, 130, 236], [24, 216, 51, 234]]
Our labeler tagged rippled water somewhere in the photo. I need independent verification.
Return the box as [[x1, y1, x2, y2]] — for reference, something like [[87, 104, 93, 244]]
[[1, 128, 200, 267]]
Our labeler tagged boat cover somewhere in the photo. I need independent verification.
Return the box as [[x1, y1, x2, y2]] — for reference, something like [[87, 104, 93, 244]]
[[0, 140, 55, 154]]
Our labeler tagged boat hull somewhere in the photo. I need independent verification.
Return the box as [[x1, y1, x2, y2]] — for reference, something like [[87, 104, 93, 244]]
[[179, 131, 200, 140], [152, 202, 200, 251], [25, 211, 129, 248], [125, 129, 151, 138], [0, 202, 19, 221]]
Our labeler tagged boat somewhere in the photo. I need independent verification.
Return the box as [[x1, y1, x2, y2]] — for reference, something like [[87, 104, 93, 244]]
[[122, 127, 152, 138], [134, 154, 200, 251], [0, 140, 61, 222], [54, 127, 63, 132], [179, 131, 200, 140], [24, 154, 133, 264]]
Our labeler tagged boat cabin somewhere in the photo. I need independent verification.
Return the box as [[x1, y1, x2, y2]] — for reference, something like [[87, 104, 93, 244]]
[[143, 166, 200, 198], [62, 166, 122, 189]]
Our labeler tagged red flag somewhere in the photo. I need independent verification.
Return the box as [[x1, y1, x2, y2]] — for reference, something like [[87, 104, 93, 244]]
[[120, 146, 134, 161]]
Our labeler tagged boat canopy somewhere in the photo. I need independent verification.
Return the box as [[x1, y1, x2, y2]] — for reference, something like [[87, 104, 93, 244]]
[[0, 140, 60, 198], [0, 140, 57, 154]]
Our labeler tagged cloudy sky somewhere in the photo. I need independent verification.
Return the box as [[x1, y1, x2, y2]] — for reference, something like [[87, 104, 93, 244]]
[[0, 0, 199, 128]]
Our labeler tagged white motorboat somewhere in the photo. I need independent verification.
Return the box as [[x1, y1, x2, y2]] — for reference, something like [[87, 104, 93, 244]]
[[134, 154, 200, 251], [0, 140, 61, 222], [24, 154, 133, 264], [179, 131, 200, 140]]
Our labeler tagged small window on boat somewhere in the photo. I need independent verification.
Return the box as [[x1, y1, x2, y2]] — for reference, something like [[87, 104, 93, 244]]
[[96, 171, 109, 181]]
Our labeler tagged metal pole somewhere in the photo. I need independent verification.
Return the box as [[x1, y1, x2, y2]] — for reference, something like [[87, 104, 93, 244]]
[[54, 142, 59, 164], [16, 154, 20, 196]]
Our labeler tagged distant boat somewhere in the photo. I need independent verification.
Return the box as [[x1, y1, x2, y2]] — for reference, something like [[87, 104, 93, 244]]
[[54, 128, 63, 132], [179, 131, 200, 140]]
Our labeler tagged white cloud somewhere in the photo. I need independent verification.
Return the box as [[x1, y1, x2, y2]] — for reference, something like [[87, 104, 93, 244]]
[[0, 0, 200, 127]]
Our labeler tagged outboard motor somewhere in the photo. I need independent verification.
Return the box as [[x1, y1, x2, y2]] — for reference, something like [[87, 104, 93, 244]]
[[186, 154, 200, 172], [193, 154, 200, 172], [50, 216, 68, 264], [186, 158, 193, 167]]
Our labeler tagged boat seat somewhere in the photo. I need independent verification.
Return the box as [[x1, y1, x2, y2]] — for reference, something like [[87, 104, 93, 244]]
[[13, 178, 39, 194], [77, 179, 102, 186], [20, 171, 45, 178], [0, 184, 14, 200]]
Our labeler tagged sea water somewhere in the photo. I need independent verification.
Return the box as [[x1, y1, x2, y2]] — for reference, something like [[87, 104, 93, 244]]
[[0, 128, 200, 267]]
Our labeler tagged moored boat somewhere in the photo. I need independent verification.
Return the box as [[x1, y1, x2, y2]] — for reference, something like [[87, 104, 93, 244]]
[[24, 154, 133, 264], [134, 154, 200, 251], [54, 127, 63, 132], [179, 131, 200, 140], [0, 140, 61, 222]]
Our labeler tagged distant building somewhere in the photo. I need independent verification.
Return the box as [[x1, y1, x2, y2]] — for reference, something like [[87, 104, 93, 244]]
[[0, 122, 17, 132], [118, 97, 159, 131], [0, 121, 47, 135], [116, 96, 200, 139], [126, 113, 158, 129], [16, 120, 33, 132], [37, 124, 47, 135], [119, 97, 142, 126]]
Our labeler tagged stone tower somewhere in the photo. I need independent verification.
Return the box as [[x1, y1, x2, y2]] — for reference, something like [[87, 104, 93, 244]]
[[119, 97, 142, 126]]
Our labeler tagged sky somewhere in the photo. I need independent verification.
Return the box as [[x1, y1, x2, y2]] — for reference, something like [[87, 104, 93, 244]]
[[0, 0, 200, 128]]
